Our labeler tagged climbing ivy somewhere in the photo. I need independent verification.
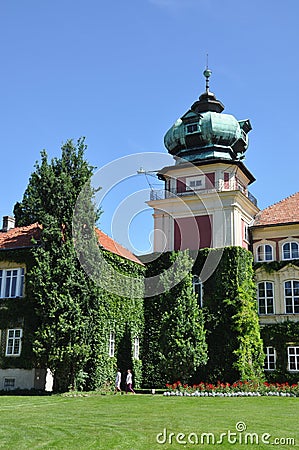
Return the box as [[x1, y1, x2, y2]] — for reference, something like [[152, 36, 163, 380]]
[[0, 249, 37, 370], [192, 246, 264, 384], [142, 250, 208, 387], [254, 259, 299, 273], [0, 240, 144, 392], [261, 321, 299, 384]]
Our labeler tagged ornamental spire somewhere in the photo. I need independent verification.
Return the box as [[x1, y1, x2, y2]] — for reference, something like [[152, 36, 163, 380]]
[[203, 55, 212, 93]]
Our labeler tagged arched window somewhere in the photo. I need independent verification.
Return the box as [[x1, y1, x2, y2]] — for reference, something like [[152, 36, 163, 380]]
[[192, 275, 203, 307], [257, 244, 273, 262], [284, 281, 299, 314], [257, 282, 274, 314], [282, 242, 299, 260]]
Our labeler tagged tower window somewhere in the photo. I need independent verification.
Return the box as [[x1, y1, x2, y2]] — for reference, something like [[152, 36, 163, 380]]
[[186, 124, 198, 134], [186, 176, 205, 191]]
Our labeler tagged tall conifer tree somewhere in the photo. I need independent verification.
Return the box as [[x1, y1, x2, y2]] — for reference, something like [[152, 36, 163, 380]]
[[14, 138, 100, 391]]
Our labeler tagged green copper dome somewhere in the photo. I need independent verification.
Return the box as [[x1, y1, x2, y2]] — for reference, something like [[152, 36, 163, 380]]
[[164, 70, 252, 163]]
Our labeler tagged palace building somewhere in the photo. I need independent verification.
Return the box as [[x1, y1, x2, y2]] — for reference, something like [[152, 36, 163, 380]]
[[1, 69, 298, 390]]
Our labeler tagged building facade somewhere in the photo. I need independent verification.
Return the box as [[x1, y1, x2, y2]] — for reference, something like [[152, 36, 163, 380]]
[[147, 68, 299, 379], [0, 216, 144, 391], [252, 193, 299, 377]]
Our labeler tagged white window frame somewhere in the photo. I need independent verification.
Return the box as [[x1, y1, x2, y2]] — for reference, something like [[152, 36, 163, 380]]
[[284, 280, 299, 314], [0, 268, 25, 298], [5, 328, 22, 356], [133, 336, 140, 359], [192, 275, 203, 307], [108, 331, 115, 357], [282, 242, 299, 260], [256, 244, 273, 262], [264, 346, 276, 371], [186, 176, 205, 191], [287, 346, 299, 372], [257, 281, 274, 315]]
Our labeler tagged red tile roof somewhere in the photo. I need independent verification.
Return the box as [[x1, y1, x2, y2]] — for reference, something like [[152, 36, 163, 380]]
[[0, 223, 42, 250], [0, 223, 143, 265], [95, 229, 143, 265], [253, 192, 299, 227]]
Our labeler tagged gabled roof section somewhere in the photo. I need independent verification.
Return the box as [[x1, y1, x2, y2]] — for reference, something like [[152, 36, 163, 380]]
[[253, 192, 299, 227], [95, 229, 143, 265], [0, 222, 143, 265], [0, 223, 42, 250]]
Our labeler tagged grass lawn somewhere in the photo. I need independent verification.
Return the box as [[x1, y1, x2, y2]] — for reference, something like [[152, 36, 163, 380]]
[[0, 394, 298, 449]]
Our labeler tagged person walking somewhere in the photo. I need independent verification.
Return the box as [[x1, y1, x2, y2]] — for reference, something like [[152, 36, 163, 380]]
[[114, 368, 121, 394], [125, 369, 135, 394]]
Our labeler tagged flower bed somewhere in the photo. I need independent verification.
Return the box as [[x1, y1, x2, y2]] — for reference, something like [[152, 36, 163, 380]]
[[163, 381, 299, 397]]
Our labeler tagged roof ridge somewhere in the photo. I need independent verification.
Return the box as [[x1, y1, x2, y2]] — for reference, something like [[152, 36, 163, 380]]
[[253, 192, 299, 227], [261, 191, 299, 212], [95, 228, 143, 265]]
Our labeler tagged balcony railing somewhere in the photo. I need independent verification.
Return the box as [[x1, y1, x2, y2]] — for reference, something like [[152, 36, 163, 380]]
[[149, 180, 258, 207]]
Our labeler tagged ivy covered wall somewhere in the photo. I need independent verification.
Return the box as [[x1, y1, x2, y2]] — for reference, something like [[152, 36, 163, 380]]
[[2, 242, 298, 390], [142, 247, 264, 387], [0, 248, 37, 371], [0, 245, 144, 392], [193, 246, 264, 383], [142, 250, 207, 388], [261, 321, 299, 384], [85, 249, 144, 391]]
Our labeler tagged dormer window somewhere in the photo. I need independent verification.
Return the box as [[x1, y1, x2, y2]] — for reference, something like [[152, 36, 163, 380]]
[[282, 242, 299, 260], [257, 244, 273, 262], [186, 124, 198, 134]]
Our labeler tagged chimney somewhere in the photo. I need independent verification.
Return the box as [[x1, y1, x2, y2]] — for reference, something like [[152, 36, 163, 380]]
[[2, 216, 15, 232]]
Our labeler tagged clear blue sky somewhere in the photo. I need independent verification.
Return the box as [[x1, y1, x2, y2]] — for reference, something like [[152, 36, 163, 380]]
[[1, 0, 298, 254]]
